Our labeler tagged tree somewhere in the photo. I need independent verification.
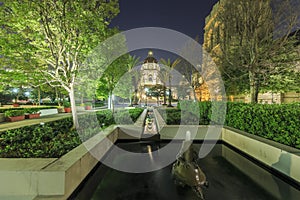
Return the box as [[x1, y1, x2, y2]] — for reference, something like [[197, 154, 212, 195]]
[[0, 0, 120, 127], [96, 55, 128, 111], [148, 85, 165, 106], [157, 68, 169, 105], [205, 0, 300, 102], [160, 58, 181, 107], [126, 55, 141, 105]]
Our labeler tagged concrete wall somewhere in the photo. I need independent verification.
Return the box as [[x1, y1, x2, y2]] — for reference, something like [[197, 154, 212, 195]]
[[0, 113, 5, 123], [0, 125, 119, 200], [159, 125, 222, 141], [283, 92, 300, 103], [222, 127, 300, 185], [221, 144, 300, 200]]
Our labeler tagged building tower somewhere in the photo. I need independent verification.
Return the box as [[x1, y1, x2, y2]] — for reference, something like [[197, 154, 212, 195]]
[[139, 51, 163, 105]]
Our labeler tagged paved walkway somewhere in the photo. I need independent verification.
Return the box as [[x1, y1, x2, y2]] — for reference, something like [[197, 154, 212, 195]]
[[0, 113, 72, 132]]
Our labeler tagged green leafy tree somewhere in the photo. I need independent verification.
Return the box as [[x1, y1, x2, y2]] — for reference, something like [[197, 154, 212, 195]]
[[160, 58, 181, 107], [126, 55, 141, 105], [0, 0, 120, 127], [205, 0, 300, 102], [96, 55, 128, 111]]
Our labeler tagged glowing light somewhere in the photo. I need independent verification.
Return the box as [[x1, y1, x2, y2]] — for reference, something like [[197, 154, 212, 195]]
[[147, 145, 154, 161]]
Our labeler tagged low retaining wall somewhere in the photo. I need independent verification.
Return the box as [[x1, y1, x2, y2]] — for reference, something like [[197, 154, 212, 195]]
[[0, 113, 4, 123], [159, 125, 222, 140], [0, 125, 119, 200], [221, 144, 300, 199], [39, 109, 58, 116], [222, 127, 300, 185]]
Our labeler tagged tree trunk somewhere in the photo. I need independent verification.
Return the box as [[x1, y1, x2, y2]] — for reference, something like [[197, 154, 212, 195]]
[[108, 91, 114, 112], [69, 84, 79, 129], [133, 88, 138, 105], [168, 76, 173, 107], [163, 85, 167, 105], [168, 88, 172, 107], [129, 93, 132, 106], [249, 71, 259, 103], [55, 87, 59, 105], [38, 86, 41, 106]]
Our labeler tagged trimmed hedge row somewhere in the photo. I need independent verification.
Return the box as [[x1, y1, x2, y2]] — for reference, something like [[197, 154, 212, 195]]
[[161, 101, 300, 148], [226, 102, 300, 148], [0, 106, 58, 113], [0, 117, 79, 158], [0, 108, 145, 158]]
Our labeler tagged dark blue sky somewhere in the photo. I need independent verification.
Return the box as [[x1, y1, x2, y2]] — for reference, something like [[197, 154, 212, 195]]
[[110, 0, 219, 60]]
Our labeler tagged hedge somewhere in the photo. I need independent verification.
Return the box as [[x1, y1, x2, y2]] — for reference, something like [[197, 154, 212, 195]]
[[226, 102, 300, 148], [0, 108, 144, 158], [163, 101, 300, 148], [0, 106, 58, 113]]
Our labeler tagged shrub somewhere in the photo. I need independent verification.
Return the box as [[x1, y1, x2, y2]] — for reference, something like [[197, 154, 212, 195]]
[[96, 110, 115, 127], [4, 110, 25, 117], [24, 108, 41, 114], [0, 108, 148, 158], [0, 106, 57, 113], [160, 101, 300, 149], [0, 117, 80, 158], [226, 102, 300, 148], [63, 101, 71, 107]]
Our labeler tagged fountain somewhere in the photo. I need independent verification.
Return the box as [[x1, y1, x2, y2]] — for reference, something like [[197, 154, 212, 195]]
[[172, 132, 209, 199], [141, 109, 160, 141], [68, 110, 300, 200]]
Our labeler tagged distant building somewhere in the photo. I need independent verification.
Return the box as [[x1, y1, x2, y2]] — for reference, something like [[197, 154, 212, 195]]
[[140, 51, 163, 89]]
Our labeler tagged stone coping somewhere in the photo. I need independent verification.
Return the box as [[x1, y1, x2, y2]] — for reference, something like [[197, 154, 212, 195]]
[[224, 125, 300, 154], [39, 109, 58, 117]]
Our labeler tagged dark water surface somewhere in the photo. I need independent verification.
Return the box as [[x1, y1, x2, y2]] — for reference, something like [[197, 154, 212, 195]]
[[70, 142, 300, 200]]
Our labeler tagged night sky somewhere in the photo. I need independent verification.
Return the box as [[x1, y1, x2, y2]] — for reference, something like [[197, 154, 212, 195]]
[[110, 0, 219, 60]]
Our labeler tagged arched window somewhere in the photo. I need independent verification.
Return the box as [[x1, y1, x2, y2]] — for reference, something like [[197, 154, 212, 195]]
[[148, 75, 153, 82]]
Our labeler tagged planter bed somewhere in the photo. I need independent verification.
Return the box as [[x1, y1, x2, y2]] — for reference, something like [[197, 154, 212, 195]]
[[6, 115, 25, 122], [25, 113, 41, 119]]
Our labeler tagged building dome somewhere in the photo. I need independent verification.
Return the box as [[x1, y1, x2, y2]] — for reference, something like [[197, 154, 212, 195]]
[[143, 51, 158, 63]]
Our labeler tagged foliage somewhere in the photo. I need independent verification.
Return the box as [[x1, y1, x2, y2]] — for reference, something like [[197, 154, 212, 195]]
[[0, 106, 57, 113], [113, 108, 144, 124], [0, 0, 120, 128], [162, 101, 300, 148], [0, 117, 79, 158], [4, 110, 25, 117], [96, 108, 144, 125], [24, 108, 41, 114], [96, 110, 115, 127], [226, 102, 300, 148], [84, 102, 92, 106], [0, 107, 144, 158], [96, 54, 129, 110], [157, 108, 181, 125], [63, 101, 71, 108], [159, 58, 181, 106], [205, 0, 300, 102]]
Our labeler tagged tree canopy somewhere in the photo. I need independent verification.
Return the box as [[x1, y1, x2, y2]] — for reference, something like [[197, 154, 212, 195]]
[[0, 0, 120, 127]]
